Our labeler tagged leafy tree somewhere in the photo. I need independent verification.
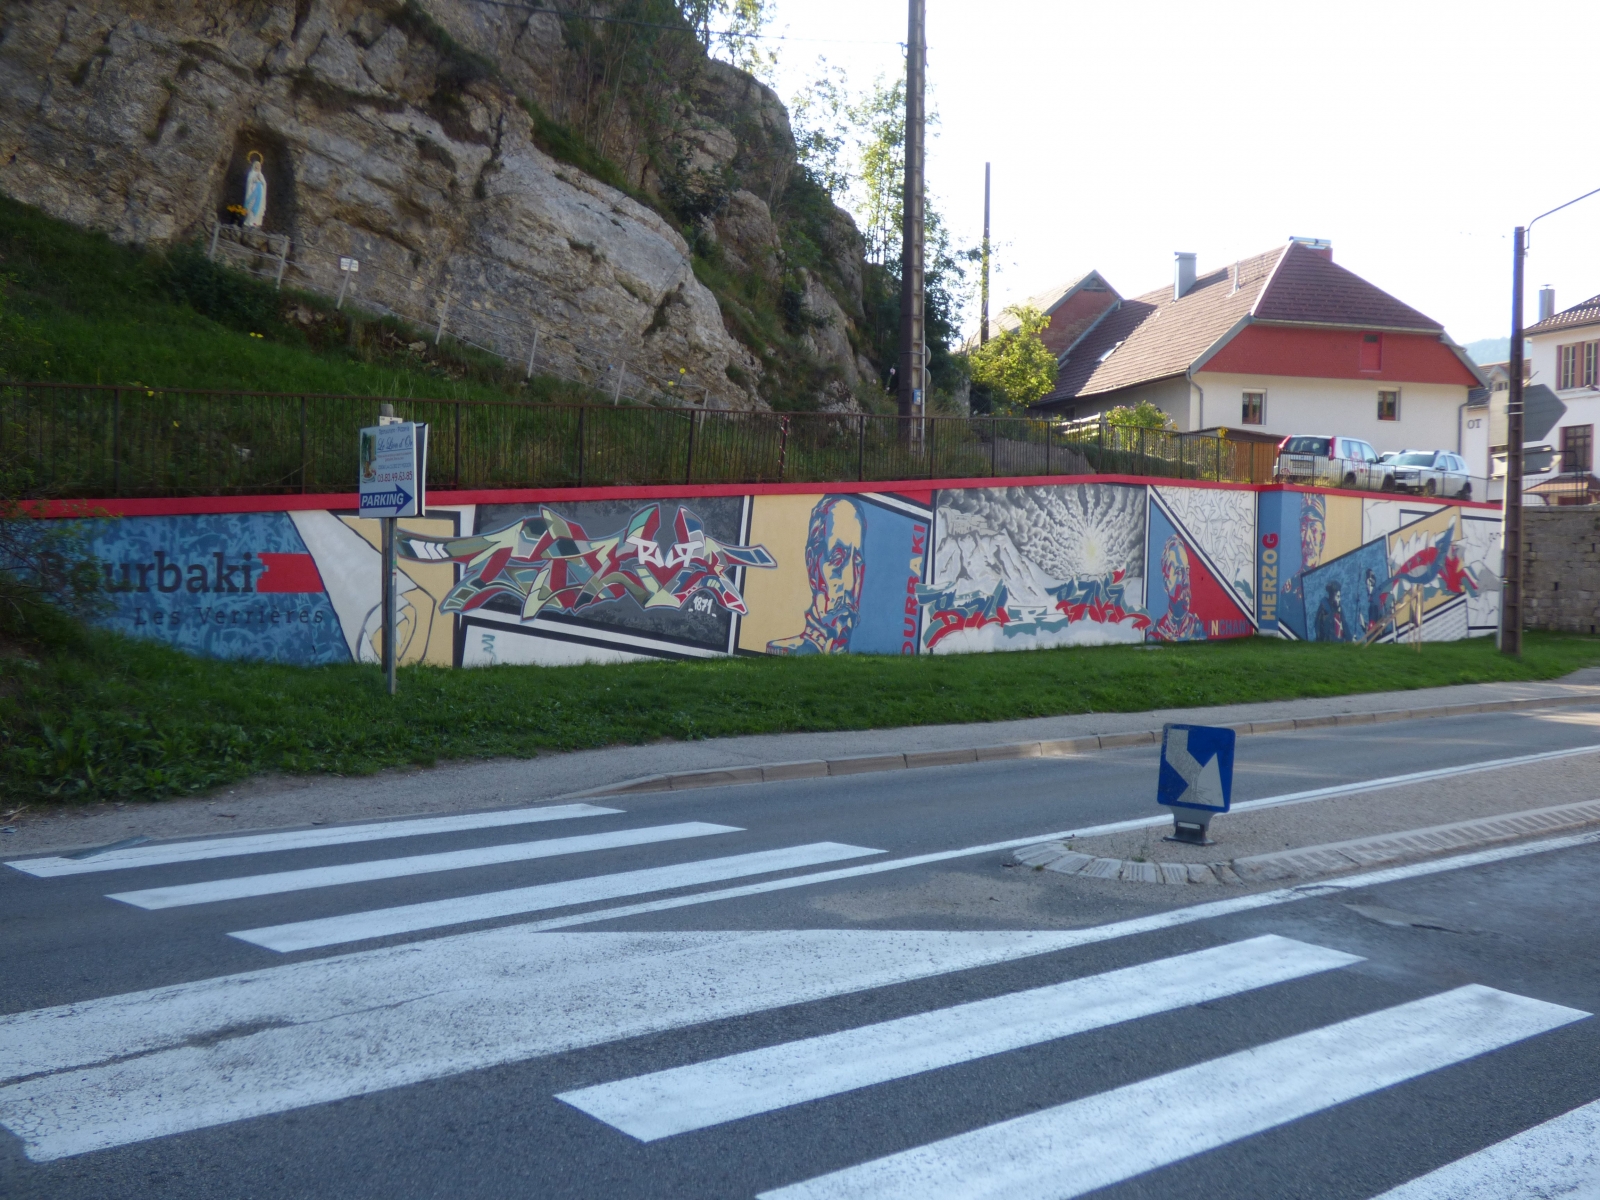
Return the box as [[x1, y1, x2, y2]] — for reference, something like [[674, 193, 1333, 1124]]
[[967, 305, 1057, 413], [1105, 400, 1175, 431], [789, 60, 853, 197], [680, 0, 776, 81]]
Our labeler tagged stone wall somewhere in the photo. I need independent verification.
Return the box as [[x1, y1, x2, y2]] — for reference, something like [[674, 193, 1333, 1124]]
[[1524, 506, 1600, 634]]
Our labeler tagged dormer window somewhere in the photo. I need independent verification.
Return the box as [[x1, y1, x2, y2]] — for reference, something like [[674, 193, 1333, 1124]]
[[1359, 333, 1382, 372], [1098, 340, 1122, 363]]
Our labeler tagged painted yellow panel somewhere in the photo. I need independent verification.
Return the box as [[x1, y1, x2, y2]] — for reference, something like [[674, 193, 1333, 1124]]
[[340, 515, 458, 667], [736, 494, 823, 654], [1322, 494, 1363, 563]]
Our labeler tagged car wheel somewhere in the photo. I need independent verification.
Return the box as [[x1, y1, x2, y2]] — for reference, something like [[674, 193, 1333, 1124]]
[[1461, 483, 1472, 500], [1424, 479, 1437, 497], [1381, 476, 1395, 492], [1343, 472, 1356, 488]]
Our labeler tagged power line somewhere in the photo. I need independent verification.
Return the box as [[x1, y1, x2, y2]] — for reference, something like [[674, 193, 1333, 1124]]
[[462, 0, 898, 44]]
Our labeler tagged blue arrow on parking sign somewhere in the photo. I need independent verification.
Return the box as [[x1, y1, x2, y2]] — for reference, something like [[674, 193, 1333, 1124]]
[[359, 484, 413, 514]]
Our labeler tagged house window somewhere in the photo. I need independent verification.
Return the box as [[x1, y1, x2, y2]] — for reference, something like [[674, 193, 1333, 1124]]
[[1377, 389, 1399, 421], [1359, 333, 1382, 371], [1562, 425, 1593, 473], [1241, 390, 1264, 424], [1558, 343, 1599, 390]]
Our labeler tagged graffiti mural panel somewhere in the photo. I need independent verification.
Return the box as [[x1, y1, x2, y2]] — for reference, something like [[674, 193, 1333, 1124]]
[[1364, 499, 1501, 636], [1144, 496, 1255, 641], [920, 484, 1149, 653], [1153, 485, 1256, 611], [1258, 491, 1364, 640], [736, 492, 930, 656], [87, 513, 348, 663], [403, 498, 773, 664]]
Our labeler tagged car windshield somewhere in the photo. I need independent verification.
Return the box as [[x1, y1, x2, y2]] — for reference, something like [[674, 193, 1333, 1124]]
[[1393, 451, 1438, 466], [1282, 437, 1330, 456]]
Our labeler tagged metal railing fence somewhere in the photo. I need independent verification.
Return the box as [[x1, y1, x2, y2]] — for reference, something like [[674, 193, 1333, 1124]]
[[1, 382, 1279, 499]]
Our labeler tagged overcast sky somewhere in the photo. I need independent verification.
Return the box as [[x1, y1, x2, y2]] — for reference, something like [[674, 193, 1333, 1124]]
[[761, 0, 1600, 349]]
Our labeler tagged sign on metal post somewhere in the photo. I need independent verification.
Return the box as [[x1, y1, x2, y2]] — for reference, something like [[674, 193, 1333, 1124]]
[[1157, 723, 1235, 844], [360, 419, 426, 695]]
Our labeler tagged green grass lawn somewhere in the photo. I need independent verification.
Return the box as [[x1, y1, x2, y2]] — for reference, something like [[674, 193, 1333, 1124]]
[[5, 631, 1598, 805]]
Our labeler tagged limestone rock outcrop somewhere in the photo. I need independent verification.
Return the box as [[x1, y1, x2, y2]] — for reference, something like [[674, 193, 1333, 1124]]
[[0, 0, 878, 409]]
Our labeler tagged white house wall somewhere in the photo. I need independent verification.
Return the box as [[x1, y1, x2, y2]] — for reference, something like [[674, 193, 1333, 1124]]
[[1194, 371, 1466, 453]]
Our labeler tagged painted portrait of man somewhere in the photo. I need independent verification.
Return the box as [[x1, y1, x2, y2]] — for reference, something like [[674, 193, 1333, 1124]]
[[767, 496, 866, 655], [1150, 534, 1205, 642]]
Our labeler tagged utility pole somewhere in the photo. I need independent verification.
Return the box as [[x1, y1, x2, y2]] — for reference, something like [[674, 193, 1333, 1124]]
[[979, 162, 991, 346], [896, 0, 926, 435], [1500, 227, 1526, 657]]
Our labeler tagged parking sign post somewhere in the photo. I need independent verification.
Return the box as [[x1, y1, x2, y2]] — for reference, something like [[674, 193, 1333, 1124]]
[[1157, 723, 1236, 845], [359, 406, 426, 696]]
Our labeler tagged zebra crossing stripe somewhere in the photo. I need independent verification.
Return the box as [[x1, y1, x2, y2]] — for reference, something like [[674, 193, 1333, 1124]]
[[230, 842, 882, 951], [0, 927, 1092, 1162], [107, 822, 742, 909], [558, 935, 1362, 1141], [4, 803, 623, 878], [759, 985, 1590, 1200], [1371, 1095, 1600, 1199]]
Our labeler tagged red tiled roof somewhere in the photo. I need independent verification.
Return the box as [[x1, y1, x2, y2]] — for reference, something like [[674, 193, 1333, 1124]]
[[1527, 293, 1600, 336], [1037, 241, 1448, 406]]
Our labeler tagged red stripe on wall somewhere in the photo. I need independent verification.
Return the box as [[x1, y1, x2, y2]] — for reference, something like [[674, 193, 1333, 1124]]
[[254, 552, 326, 593]]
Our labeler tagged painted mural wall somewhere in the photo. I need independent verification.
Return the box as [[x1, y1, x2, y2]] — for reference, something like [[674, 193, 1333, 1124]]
[[68, 480, 1501, 666]]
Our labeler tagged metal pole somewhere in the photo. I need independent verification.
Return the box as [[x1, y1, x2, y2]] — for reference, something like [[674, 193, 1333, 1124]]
[[111, 386, 121, 497], [453, 401, 462, 489], [382, 516, 397, 695], [928, 414, 937, 479], [576, 406, 586, 486], [434, 292, 451, 346], [778, 415, 789, 482], [613, 362, 625, 406], [208, 221, 221, 261], [857, 413, 866, 482], [979, 162, 991, 347], [525, 328, 541, 380], [895, 0, 926, 440], [273, 235, 288, 291], [990, 416, 998, 475], [1045, 419, 1051, 476], [1501, 225, 1526, 657], [684, 409, 698, 485], [336, 270, 350, 310], [299, 395, 307, 493]]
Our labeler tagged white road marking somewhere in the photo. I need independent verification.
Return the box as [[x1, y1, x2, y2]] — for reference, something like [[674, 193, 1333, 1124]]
[[760, 985, 1591, 1200], [231, 843, 882, 952], [466, 827, 1600, 939], [1372, 1095, 1600, 1198], [5, 804, 623, 878], [558, 934, 1362, 1141], [107, 822, 741, 910], [0, 927, 1095, 1162]]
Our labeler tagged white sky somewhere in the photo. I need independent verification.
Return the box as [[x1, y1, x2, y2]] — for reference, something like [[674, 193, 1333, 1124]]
[[761, 0, 1600, 349]]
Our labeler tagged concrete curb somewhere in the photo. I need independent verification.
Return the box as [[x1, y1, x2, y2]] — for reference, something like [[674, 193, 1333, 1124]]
[[569, 691, 1600, 799], [1012, 797, 1600, 887]]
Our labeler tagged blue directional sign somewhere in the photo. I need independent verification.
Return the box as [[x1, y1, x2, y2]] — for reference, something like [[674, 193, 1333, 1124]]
[[1157, 723, 1235, 813]]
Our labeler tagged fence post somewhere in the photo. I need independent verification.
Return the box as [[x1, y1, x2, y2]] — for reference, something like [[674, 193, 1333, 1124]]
[[991, 417, 998, 476], [111, 386, 121, 497], [299, 395, 307, 493], [576, 406, 586, 486], [928, 415, 937, 479], [273, 235, 289, 291], [1138, 426, 1146, 475], [612, 362, 626, 406], [525, 328, 541, 381], [1045, 420, 1053, 476], [857, 413, 866, 482], [778, 415, 789, 483], [684, 409, 698, 485], [1216, 431, 1224, 482], [434, 291, 451, 346], [454, 402, 463, 488]]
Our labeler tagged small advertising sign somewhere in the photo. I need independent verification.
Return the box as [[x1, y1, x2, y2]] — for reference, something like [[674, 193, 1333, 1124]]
[[358, 421, 427, 518]]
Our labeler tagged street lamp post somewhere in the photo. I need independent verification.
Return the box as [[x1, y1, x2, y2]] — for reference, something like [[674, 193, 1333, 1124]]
[[1500, 185, 1600, 658]]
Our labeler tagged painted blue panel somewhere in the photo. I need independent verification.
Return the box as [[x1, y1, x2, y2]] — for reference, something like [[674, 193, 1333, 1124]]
[[848, 499, 929, 655], [89, 514, 349, 664]]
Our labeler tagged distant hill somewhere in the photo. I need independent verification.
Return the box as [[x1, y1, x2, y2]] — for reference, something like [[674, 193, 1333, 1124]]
[[1464, 337, 1509, 365]]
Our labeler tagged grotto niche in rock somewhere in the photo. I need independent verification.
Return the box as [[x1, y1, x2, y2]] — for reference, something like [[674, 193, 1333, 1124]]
[[216, 131, 296, 235]]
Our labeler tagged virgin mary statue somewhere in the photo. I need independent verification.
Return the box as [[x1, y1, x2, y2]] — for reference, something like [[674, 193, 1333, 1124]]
[[243, 152, 267, 228]]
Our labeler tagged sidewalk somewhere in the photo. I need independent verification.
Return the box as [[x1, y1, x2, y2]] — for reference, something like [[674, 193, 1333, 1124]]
[[6, 670, 1600, 857]]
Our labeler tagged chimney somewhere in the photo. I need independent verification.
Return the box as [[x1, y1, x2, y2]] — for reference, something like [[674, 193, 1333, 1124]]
[[1539, 286, 1555, 322], [1174, 252, 1196, 301]]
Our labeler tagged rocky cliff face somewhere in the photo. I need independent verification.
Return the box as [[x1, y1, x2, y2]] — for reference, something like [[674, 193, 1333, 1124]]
[[0, 0, 873, 410]]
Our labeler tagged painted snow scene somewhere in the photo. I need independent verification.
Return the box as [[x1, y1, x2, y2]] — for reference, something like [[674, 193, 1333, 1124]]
[[920, 484, 1150, 653]]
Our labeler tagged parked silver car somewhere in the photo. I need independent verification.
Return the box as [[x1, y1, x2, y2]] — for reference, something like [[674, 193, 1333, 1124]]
[[1275, 435, 1394, 491], [1383, 449, 1472, 499]]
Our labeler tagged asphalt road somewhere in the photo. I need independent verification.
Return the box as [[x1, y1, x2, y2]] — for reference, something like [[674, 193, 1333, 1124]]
[[3, 706, 1599, 1199]]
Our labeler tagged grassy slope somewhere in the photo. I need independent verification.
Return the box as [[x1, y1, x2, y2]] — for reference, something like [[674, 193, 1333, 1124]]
[[0, 194, 585, 403], [5, 631, 1598, 804]]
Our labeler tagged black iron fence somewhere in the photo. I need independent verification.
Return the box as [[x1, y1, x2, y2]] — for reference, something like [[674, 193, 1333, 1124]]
[[0, 382, 1278, 499]]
